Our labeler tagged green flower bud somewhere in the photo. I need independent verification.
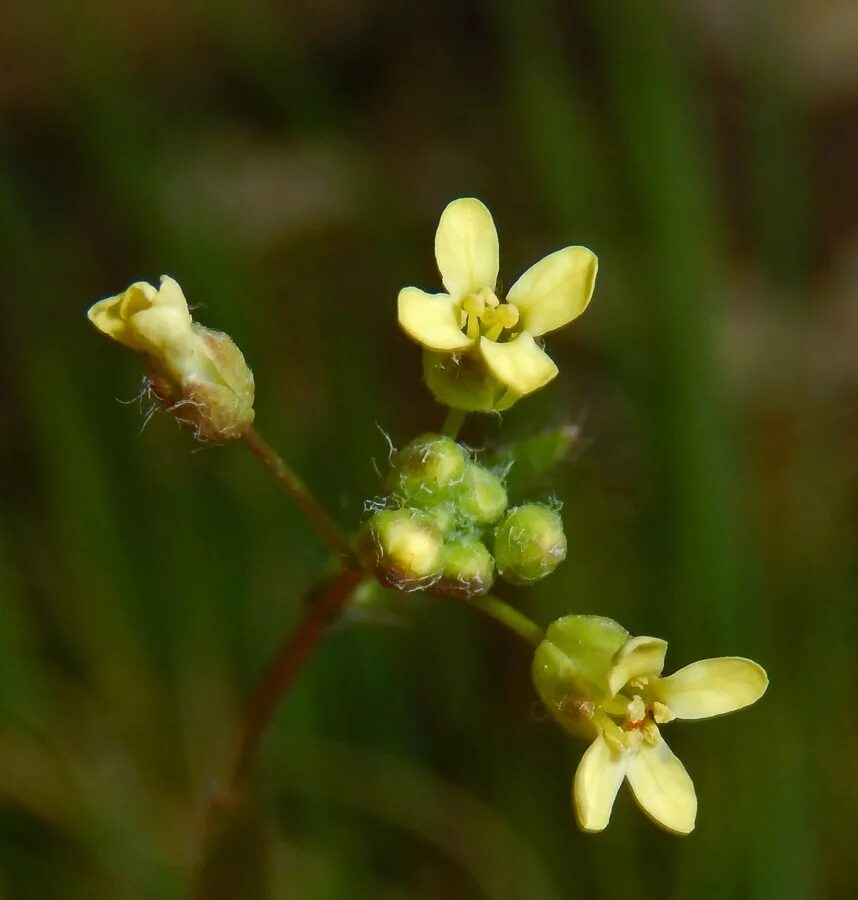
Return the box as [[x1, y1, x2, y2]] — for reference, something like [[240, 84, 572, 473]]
[[494, 503, 567, 585], [357, 508, 445, 591], [532, 615, 629, 723], [457, 462, 508, 526], [433, 538, 495, 599], [385, 433, 467, 508]]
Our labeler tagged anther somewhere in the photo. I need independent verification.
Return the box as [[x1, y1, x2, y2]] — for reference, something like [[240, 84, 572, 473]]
[[652, 701, 674, 724]]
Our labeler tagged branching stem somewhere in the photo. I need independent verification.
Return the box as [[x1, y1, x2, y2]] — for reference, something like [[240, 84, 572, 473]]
[[227, 569, 366, 789], [241, 426, 355, 565]]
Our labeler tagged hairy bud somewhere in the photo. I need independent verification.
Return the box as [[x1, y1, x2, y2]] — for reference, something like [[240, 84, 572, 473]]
[[494, 503, 567, 585], [433, 538, 495, 599], [384, 433, 467, 507], [357, 508, 445, 591]]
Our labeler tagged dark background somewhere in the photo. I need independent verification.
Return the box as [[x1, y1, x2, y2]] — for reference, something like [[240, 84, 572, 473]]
[[1, 1, 856, 897]]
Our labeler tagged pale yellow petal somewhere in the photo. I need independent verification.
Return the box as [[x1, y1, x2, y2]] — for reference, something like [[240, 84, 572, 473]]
[[479, 332, 558, 396], [154, 275, 193, 313], [434, 198, 499, 299], [573, 734, 627, 833], [397, 287, 473, 351], [608, 636, 668, 696], [626, 731, 696, 834], [88, 282, 159, 351], [653, 657, 768, 721], [506, 246, 597, 337]]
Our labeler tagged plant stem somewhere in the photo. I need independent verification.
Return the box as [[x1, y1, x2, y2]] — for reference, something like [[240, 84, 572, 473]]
[[227, 569, 366, 790], [441, 408, 466, 440], [192, 570, 364, 897], [464, 593, 544, 647], [241, 426, 355, 565]]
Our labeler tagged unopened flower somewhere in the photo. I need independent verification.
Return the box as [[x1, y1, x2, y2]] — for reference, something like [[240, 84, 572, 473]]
[[494, 503, 567, 585], [398, 198, 597, 411], [533, 615, 768, 834], [384, 433, 468, 507], [433, 537, 495, 599], [357, 508, 445, 591], [88, 276, 255, 442]]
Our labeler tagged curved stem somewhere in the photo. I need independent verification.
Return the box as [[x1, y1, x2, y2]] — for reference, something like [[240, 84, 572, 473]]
[[191, 570, 365, 898], [241, 426, 355, 565], [463, 593, 544, 647], [227, 569, 366, 790]]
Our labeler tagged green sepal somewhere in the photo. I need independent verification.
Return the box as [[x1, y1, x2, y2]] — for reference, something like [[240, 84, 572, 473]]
[[532, 615, 629, 738]]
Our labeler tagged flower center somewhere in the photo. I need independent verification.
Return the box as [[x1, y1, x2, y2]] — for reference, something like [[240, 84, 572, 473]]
[[461, 288, 520, 342]]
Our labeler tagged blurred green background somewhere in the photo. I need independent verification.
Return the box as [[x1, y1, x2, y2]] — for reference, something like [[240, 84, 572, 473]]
[[1, 0, 856, 897]]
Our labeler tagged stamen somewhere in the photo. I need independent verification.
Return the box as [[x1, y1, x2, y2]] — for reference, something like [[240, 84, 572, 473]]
[[499, 304, 520, 329], [466, 313, 481, 341], [641, 722, 660, 746], [463, 294, 486, 318], [482, 289, 500, 309], [652, 701, 674, 724], [626, 695, 646, 725]]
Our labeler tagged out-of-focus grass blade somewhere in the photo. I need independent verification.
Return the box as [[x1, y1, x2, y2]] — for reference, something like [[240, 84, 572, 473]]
[[488, 424, 581, 501]]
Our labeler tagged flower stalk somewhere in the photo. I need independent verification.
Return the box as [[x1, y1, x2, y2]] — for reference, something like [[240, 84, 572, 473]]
[[464, 593, 544, 647], [241, 426, 355, 566], [226, 569, 366, 791]]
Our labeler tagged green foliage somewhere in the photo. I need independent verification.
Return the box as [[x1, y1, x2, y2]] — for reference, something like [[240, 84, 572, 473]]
[[489, 425, 580, 500]]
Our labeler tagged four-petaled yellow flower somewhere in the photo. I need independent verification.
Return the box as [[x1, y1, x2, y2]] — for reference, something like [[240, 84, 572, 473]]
[[398, 198, 597, 411], [533, 615, 768, 834], [88, 276, 255, 441]]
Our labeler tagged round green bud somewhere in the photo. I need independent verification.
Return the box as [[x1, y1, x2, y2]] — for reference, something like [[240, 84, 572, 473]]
[[433, 538, 495, 600], [357, 508, 445, 591], [457, 462, 508, 526], [494, 504, 567, 585], [385, 433, 467, 508]]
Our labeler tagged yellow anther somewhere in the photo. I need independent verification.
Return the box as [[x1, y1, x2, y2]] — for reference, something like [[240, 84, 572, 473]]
[[498, 303, 520, 329], [641, 721, 660, 746], [652, 701, 675, 724], [482, 288, 500, 309], [626, 695, 646, 724]]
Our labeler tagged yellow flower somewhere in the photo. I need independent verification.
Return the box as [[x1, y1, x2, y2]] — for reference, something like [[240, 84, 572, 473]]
[[398, 198, 597, 411], [533, 615, 768, 835], [88, 276, 254, 441]]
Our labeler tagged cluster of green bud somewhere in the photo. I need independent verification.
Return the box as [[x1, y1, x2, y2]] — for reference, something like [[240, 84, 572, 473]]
[[359, 433, 567, 598]]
